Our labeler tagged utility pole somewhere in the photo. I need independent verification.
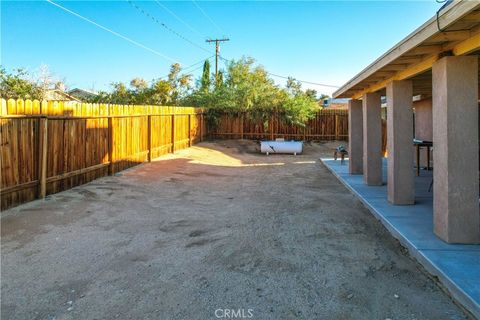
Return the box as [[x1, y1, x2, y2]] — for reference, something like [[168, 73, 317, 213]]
[[206, 38, 229, 78]]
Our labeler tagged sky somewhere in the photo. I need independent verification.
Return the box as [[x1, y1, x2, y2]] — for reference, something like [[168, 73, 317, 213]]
[[1, 0, 443, 96]]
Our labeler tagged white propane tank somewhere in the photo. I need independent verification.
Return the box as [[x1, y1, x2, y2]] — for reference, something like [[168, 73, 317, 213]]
[[260, 140, 303, 155]]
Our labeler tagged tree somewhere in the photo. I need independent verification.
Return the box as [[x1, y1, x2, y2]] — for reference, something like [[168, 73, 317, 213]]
[[151, 79, 172, 105], [36, 64, 53, 96], [305, 89, 317, 100], [130, 78, 148, 92], [283, 93, 319, 127], [187, 57, 320, 128], [0, 67, 43, 99], [165, 63, 192, 105], [215, 70, 223, 88], [200, 60, 211, 93], [286, 77, 302, 96], [109, 82, 131, 104]]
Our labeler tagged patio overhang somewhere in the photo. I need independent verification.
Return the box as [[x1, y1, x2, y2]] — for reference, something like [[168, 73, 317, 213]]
[[337, 0, 480, 243], [333, 0, 480, 99]]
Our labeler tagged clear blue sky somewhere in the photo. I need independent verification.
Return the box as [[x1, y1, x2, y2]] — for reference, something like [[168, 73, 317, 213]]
[[1, 0, 442, 96]]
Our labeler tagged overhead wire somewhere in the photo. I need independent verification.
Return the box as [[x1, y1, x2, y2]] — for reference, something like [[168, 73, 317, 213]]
[[153, 0, 205, 39], [157, 55, 213, 80], [218, 56, 340, 89], [127, 0, 213, 55], [191, 0, 225, 35], [266, 72, 340, 88], [435, 0, 453, 32], [46, 0, 337, 90], [45, 0, 179, 63]]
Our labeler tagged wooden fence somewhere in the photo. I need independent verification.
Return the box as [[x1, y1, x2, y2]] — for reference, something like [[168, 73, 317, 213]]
[[209, 110, 349, 141], [1, 99, 387, 210], [1, 99, 205, 210], [210, 110, 388, 154]]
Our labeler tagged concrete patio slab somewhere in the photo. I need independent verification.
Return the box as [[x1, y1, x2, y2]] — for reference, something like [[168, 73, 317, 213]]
[[321, 158, 480, 319]]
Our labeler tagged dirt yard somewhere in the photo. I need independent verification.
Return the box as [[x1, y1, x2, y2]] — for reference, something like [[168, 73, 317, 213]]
[[1, 140, 467, 319]]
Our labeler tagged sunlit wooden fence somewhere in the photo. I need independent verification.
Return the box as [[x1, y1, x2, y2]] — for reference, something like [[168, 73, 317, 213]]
[[1, 98, 385, 210], [209, 110, 349, 141], [210, 110, 388, 154], [1, 99, 205, 210]]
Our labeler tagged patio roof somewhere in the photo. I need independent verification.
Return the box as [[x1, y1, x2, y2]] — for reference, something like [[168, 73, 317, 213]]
[[333, 0, 480, 99]]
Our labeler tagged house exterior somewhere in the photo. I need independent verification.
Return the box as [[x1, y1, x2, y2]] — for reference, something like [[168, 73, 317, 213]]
[[333, 0, 480, 244], [44, 89, 80, 102], [68, 88, 98, 101], [323, 98, 349, 110]]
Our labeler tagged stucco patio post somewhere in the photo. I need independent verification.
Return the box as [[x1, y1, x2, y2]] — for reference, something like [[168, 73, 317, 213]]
[[386, 80, 414, 205], [362, 92, 383, 186], [348, 99, 363, 174], [432, 56, 479, 244]]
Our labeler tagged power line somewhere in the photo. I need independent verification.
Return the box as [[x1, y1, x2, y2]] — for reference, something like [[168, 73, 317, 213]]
[[183, 63, 207, 76], [183, 56, 214, 72], [153, 0, 205, 39], [266, 72, 340, 88], [45, 0, 178, 63], [218, 56, 340, 88], [157, 56, 213, 80], [206, 38, 229, 79], [127, 0, 213, 55], [191, 0, 225, 35]]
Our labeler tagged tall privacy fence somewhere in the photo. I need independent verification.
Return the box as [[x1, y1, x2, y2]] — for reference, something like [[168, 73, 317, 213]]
[[211, 110, 386, 153], [1, 99, 205, 210], [210, 110, 349, 141], [1, 99, 360, 210]]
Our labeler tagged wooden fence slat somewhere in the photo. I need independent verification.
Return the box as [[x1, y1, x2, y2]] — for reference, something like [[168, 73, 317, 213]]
[[147, 115, 152, 162], [108, 117, 113, 175], [171, 114, 175, 152], [38, 118, 48, 199]]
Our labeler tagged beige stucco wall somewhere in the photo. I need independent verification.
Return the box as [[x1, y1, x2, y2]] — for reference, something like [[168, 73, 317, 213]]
[[413, 98, 432, 167], [414, 98, 432, 141]]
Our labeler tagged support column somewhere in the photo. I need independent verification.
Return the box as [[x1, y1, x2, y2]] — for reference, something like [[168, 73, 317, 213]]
[[432, 56, 479, 244], [362, 92, 383, 186], [348, 99, 363, 174], [386, 80, 414, 205]]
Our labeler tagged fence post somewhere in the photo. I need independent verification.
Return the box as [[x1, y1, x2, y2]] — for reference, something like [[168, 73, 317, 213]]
[[240, 113, 244, 140], [171, 114, 175, 153], [147, 115, 152, 162], [270, 114, 274, 140], [38, 117, 48, 199], [335, 114, 339, 140], [200, 113, 203, 142], [108, 117, 113, 175], [188, 114, 192, 147]]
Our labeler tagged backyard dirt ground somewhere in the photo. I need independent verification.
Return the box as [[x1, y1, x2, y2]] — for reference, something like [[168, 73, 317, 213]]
[[1, 140, 468, 320]]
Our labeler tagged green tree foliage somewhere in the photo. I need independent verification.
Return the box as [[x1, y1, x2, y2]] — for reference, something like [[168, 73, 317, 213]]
[[189, 57, 320, 128], [200, 60, 211, 93], [0, 67, 44, 99], [305, 89, 318, 100], [90, 63, 192, 105], [3, 58, 325, 129]]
